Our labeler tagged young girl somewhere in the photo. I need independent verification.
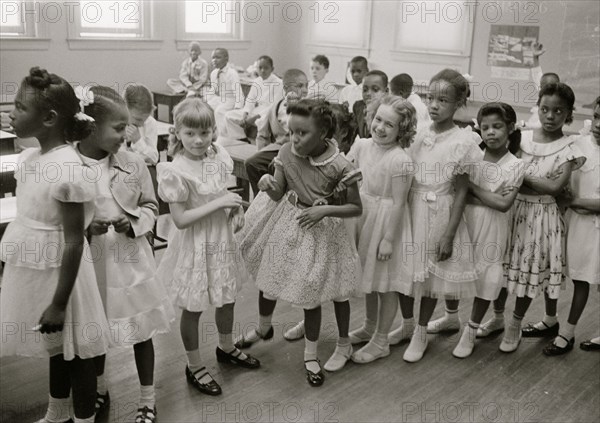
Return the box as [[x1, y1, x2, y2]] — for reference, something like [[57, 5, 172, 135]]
[[500, 82, 585, 353], [123, 83, 159, 165], [260, 101, 360, 344], [403, 69, 483, 362], [76, 86, 174, 423], [236, 99, 363, 384], [0, 67, 111, 423], [451, 103, 526, 358], [346, 95, 416, 364], [543, 95, 600, 355], [156, 98, 260, 396]]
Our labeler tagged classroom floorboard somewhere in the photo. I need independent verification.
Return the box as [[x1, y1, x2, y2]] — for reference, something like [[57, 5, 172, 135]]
[[1, 219, 599, 423]]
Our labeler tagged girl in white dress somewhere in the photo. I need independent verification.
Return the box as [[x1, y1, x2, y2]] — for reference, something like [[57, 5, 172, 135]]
[[543, 96, 600, 355], [1, 67, 111, 423], [452, 103, 526, 358], [77, 86, 174, 423], [403, 69, 483, 363], [156, 98, 260, 397], [346, 95, 416, 364], [500, 83, 585, 353]]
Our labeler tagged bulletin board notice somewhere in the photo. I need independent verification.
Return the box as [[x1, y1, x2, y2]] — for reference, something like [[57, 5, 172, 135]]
[[488, 25, 540, 81]]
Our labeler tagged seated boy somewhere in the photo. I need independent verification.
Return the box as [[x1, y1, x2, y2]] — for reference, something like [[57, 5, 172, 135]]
[[167, 41, 209, 97], [353, 70, 389, 139], [205, 48, 243, 138], [390, 73, 430, 126], [224, 55, 283, 141], [244, 69, 308, 194], [338, 56, 369, 110], [306, 55, 339, 103]]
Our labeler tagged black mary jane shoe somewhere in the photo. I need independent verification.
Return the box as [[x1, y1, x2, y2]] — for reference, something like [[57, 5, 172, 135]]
[[304, 359, 325, 387], [234, 326, 274, 349], [135, 405, 157, 423], [185, 366, 222, 396], [580, 340, 600, 351], [543, 335, 574, 356], [95, 391, 110, 417], [522, 322, 559, 338], [216, 347, 261, 369]]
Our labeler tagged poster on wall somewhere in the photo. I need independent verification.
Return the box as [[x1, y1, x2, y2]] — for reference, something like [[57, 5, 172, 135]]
[[488, 24, 540, 81]]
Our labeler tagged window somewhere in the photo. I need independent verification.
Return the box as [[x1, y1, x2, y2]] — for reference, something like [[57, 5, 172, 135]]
[[72, 1, 149, 38], [66, 0, 160, 49], [0, 1, 49, 49], [176, 0, 248, 49]]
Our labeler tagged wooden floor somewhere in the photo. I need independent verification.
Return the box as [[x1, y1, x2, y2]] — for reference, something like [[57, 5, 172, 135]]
[[2, 223, 599, 422]]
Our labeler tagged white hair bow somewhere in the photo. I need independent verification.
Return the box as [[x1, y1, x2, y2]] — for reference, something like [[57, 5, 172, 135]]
[[462, 73, 474, 83], [73, 86, 95, 122]]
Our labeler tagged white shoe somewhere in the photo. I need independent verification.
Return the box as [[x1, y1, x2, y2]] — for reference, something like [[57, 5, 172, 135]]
[[477, 318, 505, 338], [403, 328, 428, 363], [283, 321, 305, 341], [348, 327, 374, 344], [324, 344, 353, 372], [452, 327, 476, 358], [427, 315, 461, 334], [499, 327, 522, 353], [351, 340, 390, 364]]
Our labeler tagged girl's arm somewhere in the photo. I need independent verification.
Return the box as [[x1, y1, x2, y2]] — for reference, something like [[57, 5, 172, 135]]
[[39, 202, 86, 332], [523, 161, 574, 196], [571, 197, 600, 213], [377, 175, 411, 260], [126, 162, 159, 237], [438, 173, 469, 261], [469, 181, 519, 212], [260, 163, 287, 201], [296, 182, 362, 229], [169, 192, 243, 229]]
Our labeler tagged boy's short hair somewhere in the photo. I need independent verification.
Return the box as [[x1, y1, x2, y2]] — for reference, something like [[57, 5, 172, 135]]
[[257, 55, 274, 68], [189, 41, 201, 53], [215, 48, 229, 59], [364, 70, 388, 88], [390, 73, 414, 96], [350, 56, 368, 67], [312, 55, 330, 69]]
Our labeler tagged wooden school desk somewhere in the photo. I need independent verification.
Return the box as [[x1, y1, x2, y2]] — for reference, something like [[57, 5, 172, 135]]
[[0, 153, 18, 197], [0, 130, 16, 155]]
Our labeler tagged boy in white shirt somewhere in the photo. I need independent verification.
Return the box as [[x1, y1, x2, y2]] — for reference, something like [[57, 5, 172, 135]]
[[224, 56, 283, 141], [307, 55, 338, 102], [167, 41, 209, 97], [205, 48, 243, 138], [390, 73, 430, 126], [338, 56, 369, 110]]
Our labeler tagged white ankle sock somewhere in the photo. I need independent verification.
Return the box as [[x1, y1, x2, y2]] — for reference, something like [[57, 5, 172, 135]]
[[74, 416, 95, 423], [139, 384, 155, 409], [186, 349, 203, 372], [534, 314, 557, 329], [304, 338, 320, 373], [590, 336, 600, 344], [96, 374, 107, 395], [555, 322, 576, 347], [218, 333, 234, 352], [44, 395, 71, 423]]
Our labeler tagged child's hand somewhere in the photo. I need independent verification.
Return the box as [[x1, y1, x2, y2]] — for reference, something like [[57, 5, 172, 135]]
[[218, 192, 244, 209], [90, 219, 111, 235], [257, 174, 277, 191], [112, 214, 131, 233], [500, 185, 517, 196], [436, 234, 454, 262], [38, 303, 66, 333], [377, 239, 393, 261], [230, 212, 245, 233], [126, 125, 141, 144], [296, 207, 327, 229], [547, 167, 563, 180]]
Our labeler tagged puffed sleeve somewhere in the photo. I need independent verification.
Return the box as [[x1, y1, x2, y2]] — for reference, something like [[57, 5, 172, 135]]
[[506, 157, 528, 188], [336, 155, 362, 189], [452, 128, 484, 176], [156, 163, 189, 202], [390, 150, 416, 179], [345, 137, 367, 166], [50, 161, 96, 203]]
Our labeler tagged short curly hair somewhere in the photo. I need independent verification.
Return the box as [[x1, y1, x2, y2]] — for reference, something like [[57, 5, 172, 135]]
[[370, 95, 417, 148]]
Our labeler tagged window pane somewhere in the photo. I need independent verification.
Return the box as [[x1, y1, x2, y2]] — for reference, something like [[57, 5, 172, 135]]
[[0, 0, 22, 27], [79, 0, 140, 30], [312, 1, 368, 47], [185, 0, 230, 34]]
